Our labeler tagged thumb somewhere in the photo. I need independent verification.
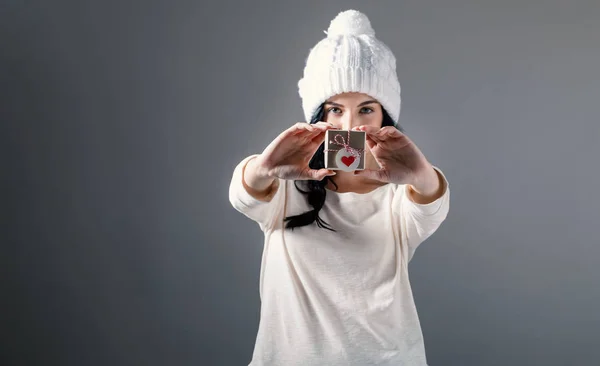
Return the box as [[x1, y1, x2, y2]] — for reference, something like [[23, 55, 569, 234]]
[[301, 168, 336, 181], [353, 168, 384, 181]]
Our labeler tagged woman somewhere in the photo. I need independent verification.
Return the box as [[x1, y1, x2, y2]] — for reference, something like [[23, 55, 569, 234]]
[[229, 9, 450, 366]]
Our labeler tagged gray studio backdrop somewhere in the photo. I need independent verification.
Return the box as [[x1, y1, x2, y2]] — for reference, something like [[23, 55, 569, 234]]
[[2, 1, 599, 365]]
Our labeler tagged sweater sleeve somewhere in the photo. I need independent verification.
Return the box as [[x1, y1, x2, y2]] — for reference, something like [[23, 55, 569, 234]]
[[392, 165, 450, 262], [228, 154, 286, 232]]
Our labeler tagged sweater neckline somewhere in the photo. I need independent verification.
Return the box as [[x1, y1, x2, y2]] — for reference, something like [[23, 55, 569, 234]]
[[324, 183, 390, 200]]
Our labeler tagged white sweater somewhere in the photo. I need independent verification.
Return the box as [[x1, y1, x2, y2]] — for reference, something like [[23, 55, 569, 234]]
[[229, 154, 450, 366]]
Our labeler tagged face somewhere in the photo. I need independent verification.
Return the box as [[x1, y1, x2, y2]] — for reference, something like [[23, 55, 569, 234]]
[[322, 92, 383, 130], [322, 92, 383, 172]]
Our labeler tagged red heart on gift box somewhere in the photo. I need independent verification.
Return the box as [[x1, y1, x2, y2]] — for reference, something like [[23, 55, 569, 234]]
[[341, 156, 355, 167]]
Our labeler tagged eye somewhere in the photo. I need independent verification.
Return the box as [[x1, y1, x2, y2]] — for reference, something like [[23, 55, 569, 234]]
[[327, 107, 342, 114], [360, 107, 374, 114]]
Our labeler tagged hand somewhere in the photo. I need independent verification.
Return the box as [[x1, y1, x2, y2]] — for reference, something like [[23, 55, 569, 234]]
[[351, 125, 432, 186], [254, 122, 338, 181]]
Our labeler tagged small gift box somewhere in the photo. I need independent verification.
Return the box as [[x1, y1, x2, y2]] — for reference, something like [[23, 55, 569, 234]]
[[324, 129, 366, 171]]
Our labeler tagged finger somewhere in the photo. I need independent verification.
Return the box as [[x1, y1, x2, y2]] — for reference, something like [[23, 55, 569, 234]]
[[353, 168, 385, 181], [310, 130, 327, 144], [309, 123, 338, 137], [355, 125, 404, 138], [306, 123, 337, 145], [364, 130, 386, 145], [352, 125, 380, 135], [289, 122, 315, 135], [374, 136, 412, 153], [353, 125, 387, 144], [366, 130, 406, 152], [326, 121, 342, 129], [365, 136, 377, 151], [308, 125, 332, 135], [299, 168, 336, 181], [291, 125, 325, 142], [376, 126, 405, 140], [382, 126, 404, 135], [312, 121, 337, 129], [303, 128, 329, 147], [306, 133, 327, 156], [279, 123, 312, 141], [363, 137, 386, 167]]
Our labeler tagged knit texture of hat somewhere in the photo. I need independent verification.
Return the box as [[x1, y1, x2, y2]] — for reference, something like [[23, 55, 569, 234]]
[[297, 10, 401, 124]]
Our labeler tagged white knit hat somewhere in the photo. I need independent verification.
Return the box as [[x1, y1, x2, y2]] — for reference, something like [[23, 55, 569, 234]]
[[298, 9, 401, 124]]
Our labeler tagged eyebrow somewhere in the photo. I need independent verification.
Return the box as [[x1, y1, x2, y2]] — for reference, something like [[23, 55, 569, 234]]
[[324, 100, 379, 107]]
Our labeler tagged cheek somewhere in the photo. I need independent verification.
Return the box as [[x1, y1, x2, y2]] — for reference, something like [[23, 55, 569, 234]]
[[363, 112, 383, 126], [323, 114, 339, 123]]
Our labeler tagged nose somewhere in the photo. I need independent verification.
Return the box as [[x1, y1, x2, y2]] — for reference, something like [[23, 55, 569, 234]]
[[340, 112, 356, 130]]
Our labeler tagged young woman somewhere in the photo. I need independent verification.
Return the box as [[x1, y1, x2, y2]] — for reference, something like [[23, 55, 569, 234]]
[[229, 10, 450, 366]]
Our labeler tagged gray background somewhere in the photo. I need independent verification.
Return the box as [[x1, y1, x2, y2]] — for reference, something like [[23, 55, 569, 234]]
[[2, 0, 599, 365]]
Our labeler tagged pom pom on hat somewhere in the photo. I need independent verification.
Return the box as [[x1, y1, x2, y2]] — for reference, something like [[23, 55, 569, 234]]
[[326, 9, 375, 38]]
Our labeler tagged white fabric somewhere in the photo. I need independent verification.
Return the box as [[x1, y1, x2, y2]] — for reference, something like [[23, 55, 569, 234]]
[[298, 10, 402, 124], [229, 155, 451, 366]]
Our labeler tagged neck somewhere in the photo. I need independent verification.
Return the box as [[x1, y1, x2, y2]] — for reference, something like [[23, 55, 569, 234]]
[[325, 171, 386, 193]]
